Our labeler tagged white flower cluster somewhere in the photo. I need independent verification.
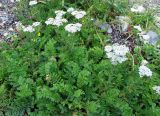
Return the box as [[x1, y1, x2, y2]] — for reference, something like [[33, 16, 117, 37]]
[[152, 86, 160, 95], [65, 23, 82, 33], [71, 10, 86, 19], [138, 65, 152, 77], [104, 44, 130, 65], [45, 18, 67, 27], [131, 5, 145, 13], [23, 25, 35, 32], [45, 18, 54, 25], [32, 22, 41, 27], [66, 7, 86, 19], [45, 10, 68, 27], [44, 8, 86, 33], [29, 0, 37, 6], [16, 21, 40, 33], [55, 10, 66, 17]]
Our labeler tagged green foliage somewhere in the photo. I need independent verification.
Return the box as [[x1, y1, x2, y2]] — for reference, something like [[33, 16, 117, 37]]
[[0, 0, 160, 115]]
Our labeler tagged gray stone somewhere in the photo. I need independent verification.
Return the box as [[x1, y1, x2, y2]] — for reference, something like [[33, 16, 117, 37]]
[[147, 31, 160, 45], [98, 23, 113, 34]]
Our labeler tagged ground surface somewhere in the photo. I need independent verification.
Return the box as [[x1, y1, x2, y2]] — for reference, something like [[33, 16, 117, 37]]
[[0, 0, 17, 42]]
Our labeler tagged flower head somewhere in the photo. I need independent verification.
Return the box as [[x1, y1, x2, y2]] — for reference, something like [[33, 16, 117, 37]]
[[45, 18, 67, 27], [52, 18, 68, 27], [71, 10, 86, 19], [65, 23, 82, 33], [45, 18, 54, 25], [23, 25, 35, 32], [55, 10, 66, 18], [104, 44, 129, 65], [152, 86, 160, 95], [32, 22, 41, 27], [139, 65, 152, 77]]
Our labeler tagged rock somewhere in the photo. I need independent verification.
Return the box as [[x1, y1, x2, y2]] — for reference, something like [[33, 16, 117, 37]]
[[116, 16, 130, 32], [131, 5, 146, 13], [139, 31, 160, 45], [98, 23, 113, 34], [99, 23, 109, 30], [0, 11, 8, 24], [147, 31, 160, 45], [107, 26, 113, 34]]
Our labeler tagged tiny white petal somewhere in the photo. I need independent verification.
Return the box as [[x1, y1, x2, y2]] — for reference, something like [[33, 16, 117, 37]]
[[23, 25, 35, 32], [65, 23, 82, 33], [71, 10, 86, 19]]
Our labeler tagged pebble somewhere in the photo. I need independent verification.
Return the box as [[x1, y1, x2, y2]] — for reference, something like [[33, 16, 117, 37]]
[[98, 23, 113, 34], [116, 16, 130, 32]]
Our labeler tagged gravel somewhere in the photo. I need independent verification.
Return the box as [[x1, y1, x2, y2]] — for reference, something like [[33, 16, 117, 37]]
[[0, 0, 17, 43]]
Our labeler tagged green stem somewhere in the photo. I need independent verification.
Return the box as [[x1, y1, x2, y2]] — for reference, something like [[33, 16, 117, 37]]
[[62, 0, 64, 6]]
